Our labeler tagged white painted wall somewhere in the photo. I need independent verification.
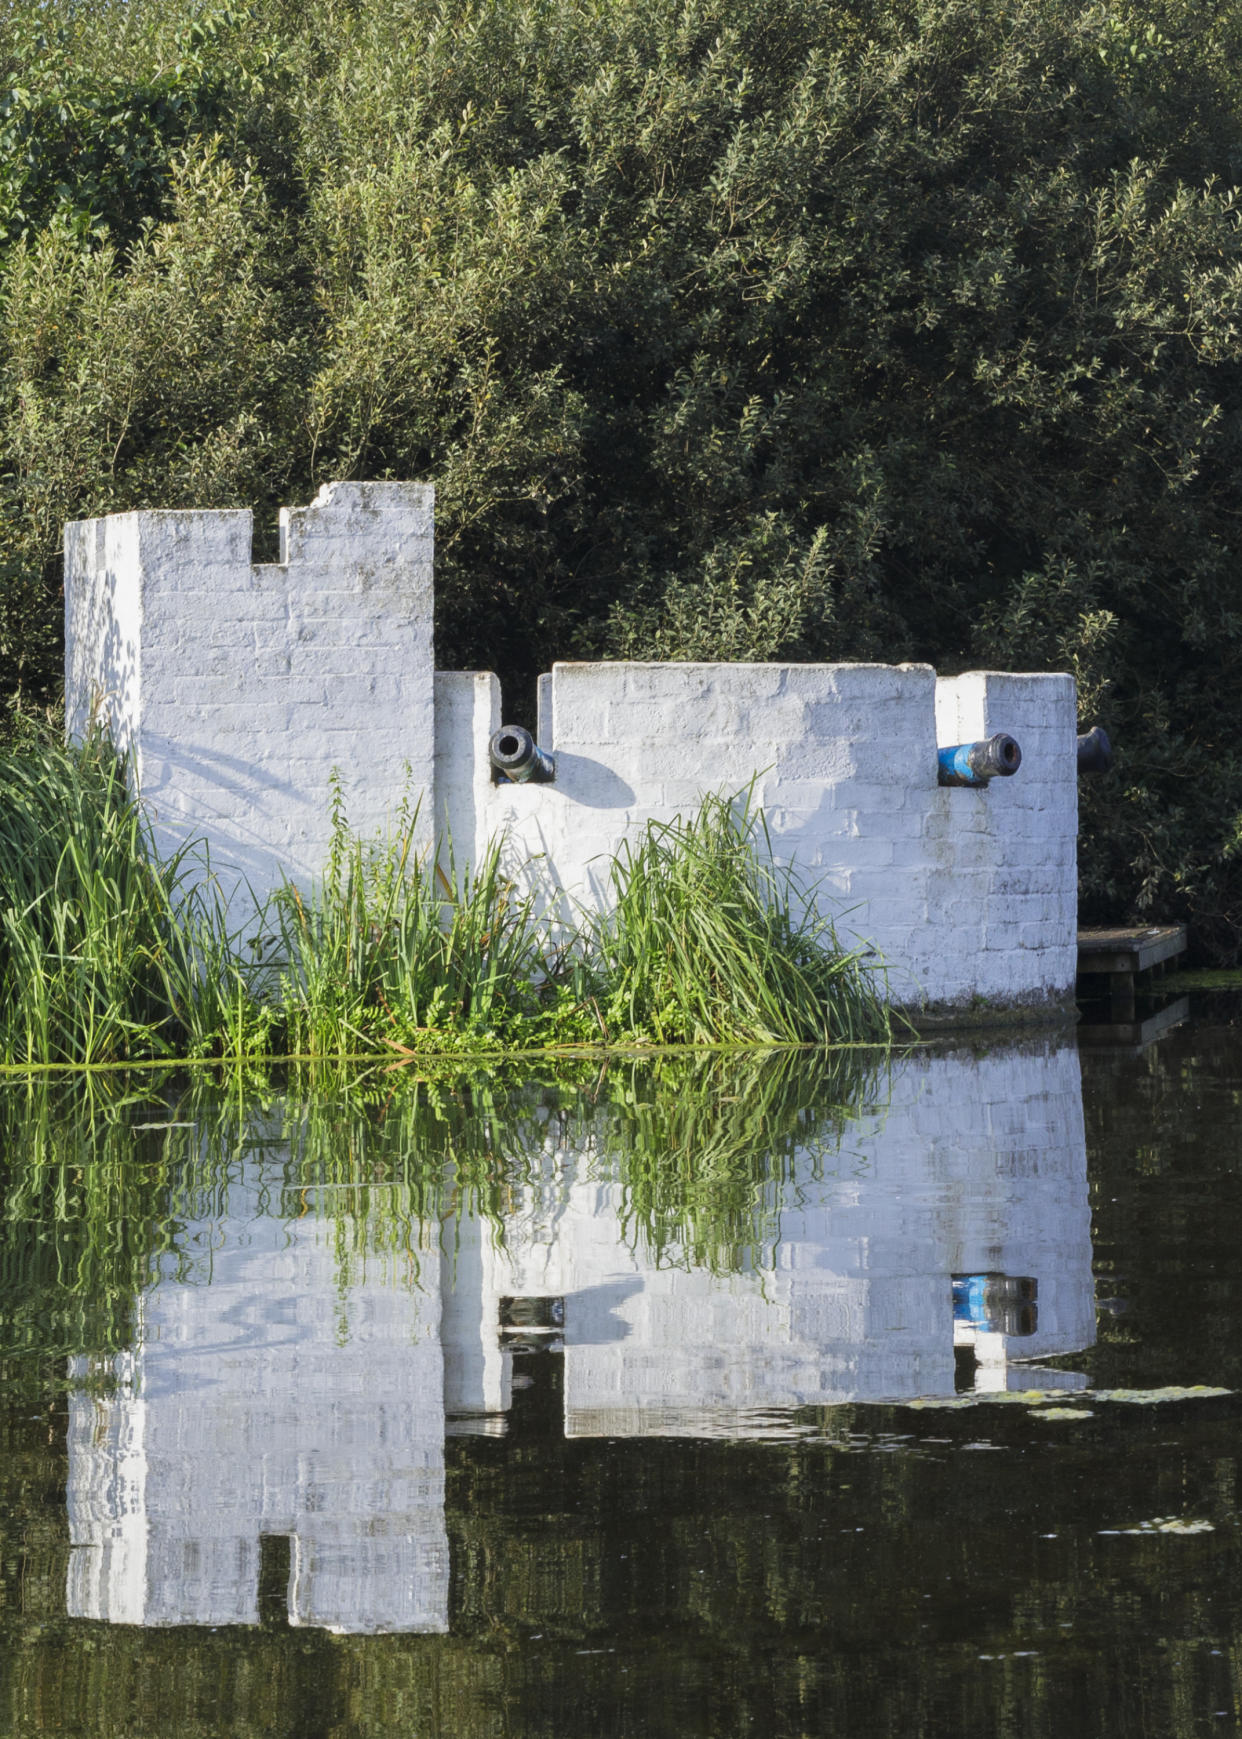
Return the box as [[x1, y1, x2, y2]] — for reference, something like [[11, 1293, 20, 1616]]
[[435, 661, 1078, 1013], [67, 485, 1078, 1013], [64, 482, 435, 916]]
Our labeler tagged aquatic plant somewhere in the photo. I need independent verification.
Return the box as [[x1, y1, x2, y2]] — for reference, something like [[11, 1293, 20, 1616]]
[[585, 791, 892, 1048], [0, 734, 249, 1065], [0, 740, 890, 1064], [273, 785, 584, 1059]]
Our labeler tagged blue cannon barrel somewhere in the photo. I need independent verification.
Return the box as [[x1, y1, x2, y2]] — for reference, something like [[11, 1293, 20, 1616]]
[[489, 724, 556, 784], [937, 733, 1022, 788], [1077, 725, 1113, 776], [952, 1273, 1038, 1338]]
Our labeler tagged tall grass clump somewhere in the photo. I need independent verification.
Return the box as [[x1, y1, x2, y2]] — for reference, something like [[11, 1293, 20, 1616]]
[[274, 787, 587, 1057], [587, 791, 891, 1048], [0, 740, 893, 1064], [0, 735, 255, 1065]]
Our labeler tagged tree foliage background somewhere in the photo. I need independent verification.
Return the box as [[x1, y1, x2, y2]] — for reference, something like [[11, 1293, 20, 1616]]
[[4, 0, 1242, 953]]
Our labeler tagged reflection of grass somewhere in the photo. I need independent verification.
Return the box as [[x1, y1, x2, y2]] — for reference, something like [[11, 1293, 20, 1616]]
[[0, 1073, 183, 1367], [600, 1047, 887, 1271], [0, 1052, 891, 1366]]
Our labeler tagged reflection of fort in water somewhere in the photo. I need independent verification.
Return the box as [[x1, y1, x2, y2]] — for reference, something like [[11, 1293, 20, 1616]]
[[68, 1042, 1094, 1633]]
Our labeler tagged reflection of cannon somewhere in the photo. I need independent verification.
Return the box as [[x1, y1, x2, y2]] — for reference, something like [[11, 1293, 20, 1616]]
[[489, 725, 556, 784], [1077, 725, 1113, 776], [937, 734, 1022, 788], [952, 1273, 1038, 1339]]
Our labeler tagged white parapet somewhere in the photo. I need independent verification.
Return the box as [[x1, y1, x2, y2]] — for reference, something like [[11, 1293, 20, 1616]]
[[435, 660, 1079, 1014], [65, 481, 436, 917]]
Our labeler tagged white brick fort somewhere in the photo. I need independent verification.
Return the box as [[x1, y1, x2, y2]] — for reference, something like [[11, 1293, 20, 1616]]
[[65, 481, 1079, 1018]]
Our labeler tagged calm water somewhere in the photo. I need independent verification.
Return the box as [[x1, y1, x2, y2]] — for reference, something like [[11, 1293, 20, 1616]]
[[2, 1020, 1242, 1737]]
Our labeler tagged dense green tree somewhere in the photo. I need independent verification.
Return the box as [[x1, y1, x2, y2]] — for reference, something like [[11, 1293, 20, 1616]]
[[5, 0, 1242, 952]]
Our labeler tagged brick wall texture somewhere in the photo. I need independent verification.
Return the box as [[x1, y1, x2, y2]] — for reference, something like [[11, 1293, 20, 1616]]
[[67, 484, 1078, 1016]]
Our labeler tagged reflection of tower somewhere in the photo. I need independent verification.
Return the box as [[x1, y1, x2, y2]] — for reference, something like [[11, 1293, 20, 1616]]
[[66, 1038, 1094, 1634], [67, 1159, 448, 1633], [442, 1039, 1094, 1436]]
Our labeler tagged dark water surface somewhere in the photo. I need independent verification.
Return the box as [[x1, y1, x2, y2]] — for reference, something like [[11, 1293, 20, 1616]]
[[2, 1022, 1242, 1738]]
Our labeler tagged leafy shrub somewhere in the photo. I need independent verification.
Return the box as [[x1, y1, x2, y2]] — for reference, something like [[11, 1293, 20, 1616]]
[[6, 0, 1242, 950]]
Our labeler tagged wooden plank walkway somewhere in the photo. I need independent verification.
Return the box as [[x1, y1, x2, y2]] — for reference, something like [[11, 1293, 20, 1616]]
[[1077, 924, 1188, 1024], [1077, 925, 1188, 976]]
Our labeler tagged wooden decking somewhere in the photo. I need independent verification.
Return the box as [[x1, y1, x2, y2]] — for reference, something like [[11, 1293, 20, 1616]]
[[1077, 924, 1188, 1024], [1077, 925, 1188, 976]]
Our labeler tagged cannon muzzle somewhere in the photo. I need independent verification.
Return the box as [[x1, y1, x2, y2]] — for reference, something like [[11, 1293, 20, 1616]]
[[489, 724, 556, 784], [952, 1273, 1038, 1338], [1077, 725, 1113, 776], [937, 733, 1022, 788]]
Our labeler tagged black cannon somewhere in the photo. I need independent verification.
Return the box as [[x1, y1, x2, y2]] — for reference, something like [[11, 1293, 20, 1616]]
[[1077, 725, 1113, 776], [489, 724, 556, 784]]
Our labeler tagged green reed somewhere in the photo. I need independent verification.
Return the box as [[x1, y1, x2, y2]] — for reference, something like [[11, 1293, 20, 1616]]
[[0, 735, 235, 1065], [585, 789, 892, 1047], [272, 781, 578, 1058], [0, 741, 891, 1064]]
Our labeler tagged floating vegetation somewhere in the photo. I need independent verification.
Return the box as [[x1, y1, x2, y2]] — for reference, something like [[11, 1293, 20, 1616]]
[[902, 1385, 1232, 1410], [1162, 970, 1242, 991], [1098, 1518, 1216, 1536], [1092, 1386, 1233, 1404]]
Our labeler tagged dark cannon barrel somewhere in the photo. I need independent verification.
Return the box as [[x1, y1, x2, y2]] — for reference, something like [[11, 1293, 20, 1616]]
[[489, 724, 556, 784], [1077, 725, 1113, 776], [937, 733, 1022, 788]]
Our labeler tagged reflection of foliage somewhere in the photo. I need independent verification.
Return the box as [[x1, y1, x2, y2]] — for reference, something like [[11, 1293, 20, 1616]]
[[158, 1070, 562, 1289], [599, 1047, 887, 1272], [0, 1050, 889, 1366], [0, 1071, 182, 1367]]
